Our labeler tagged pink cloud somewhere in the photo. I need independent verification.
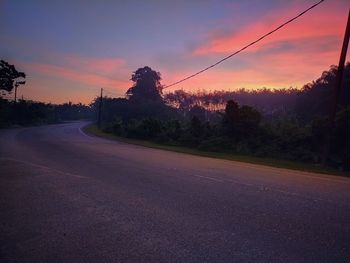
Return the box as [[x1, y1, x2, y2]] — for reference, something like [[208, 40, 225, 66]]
[[10, 52, 133, 103], [162, 2, 348, 93], [64, 55, 125, 75], [193, 3, 346, 56], [162, 47, 339, 93], [20, 62, 131, 93], [20, 78, 96, 105]]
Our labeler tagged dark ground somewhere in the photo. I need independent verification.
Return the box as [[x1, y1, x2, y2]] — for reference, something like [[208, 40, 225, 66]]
[[1, 121, 349, 262]]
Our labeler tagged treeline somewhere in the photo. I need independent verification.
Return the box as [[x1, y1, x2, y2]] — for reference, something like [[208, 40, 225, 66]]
[[1, 60, 349, 170], [164, 64, 350, 121], [0, 59, 93, 127], [0, 98, 93, 128], [164, 87, 299, 116], [100, 99, 349, 170], [95, 64, 350, 171]]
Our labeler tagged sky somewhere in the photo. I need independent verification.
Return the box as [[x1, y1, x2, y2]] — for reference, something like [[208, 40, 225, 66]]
[[1, 0, 349, 104]]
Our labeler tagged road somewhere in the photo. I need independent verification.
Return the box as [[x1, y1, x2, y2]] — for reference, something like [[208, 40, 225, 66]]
[[0, 121, 349, 262]]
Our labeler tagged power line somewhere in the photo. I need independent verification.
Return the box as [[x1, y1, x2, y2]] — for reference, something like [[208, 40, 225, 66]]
[[164, 0, 325, 89]]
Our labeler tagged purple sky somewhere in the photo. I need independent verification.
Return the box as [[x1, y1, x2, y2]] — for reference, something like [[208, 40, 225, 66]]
[[1, 0, 349, 104]]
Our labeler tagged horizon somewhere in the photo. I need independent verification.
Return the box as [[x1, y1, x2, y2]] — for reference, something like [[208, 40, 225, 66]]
[[1, 0, 349, 104]]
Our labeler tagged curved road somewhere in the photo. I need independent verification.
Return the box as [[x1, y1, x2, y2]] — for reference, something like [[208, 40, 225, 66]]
[[0, 121, 350, 262]]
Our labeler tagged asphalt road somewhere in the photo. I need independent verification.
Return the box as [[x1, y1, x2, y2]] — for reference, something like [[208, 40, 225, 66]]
[[1, 121, 350, 262]]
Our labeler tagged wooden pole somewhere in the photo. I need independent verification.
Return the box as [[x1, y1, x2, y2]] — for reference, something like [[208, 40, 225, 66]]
[[97, 88, 103, 129], [322, 8, 350, 165], [14, 85, 18, 103]]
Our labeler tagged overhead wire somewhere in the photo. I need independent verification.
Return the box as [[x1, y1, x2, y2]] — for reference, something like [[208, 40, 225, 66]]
[[163, 0, 325, 89]]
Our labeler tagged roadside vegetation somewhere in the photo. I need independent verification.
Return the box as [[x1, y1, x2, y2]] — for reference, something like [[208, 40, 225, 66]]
[[1, 60, 349, 172], [0, 99, 92, 127], [84, 123, 349, 177], [91, 64, 350, 172], [0, 60, 92, 127]]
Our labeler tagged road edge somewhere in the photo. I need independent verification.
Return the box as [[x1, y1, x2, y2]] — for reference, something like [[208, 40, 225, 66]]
[[82, 123, 350, 179]]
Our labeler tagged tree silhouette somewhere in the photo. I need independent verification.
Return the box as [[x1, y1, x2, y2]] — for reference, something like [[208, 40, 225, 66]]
[[222, 100, 261, 138], [224, 100, 239, 124], [0, 60, 26, 93], [126, 66, 163, 102], [296, 63, 350, 121]]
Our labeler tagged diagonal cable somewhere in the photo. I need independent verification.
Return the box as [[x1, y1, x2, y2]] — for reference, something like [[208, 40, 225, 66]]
[[164, 0, 325, 89]]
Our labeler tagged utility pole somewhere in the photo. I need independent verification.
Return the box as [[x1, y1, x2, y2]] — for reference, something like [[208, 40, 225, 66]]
[[97, 88, 103, 129], [322, 8, 350, 166], [14, 81, 25, 103], [14, 84, 18, 103]]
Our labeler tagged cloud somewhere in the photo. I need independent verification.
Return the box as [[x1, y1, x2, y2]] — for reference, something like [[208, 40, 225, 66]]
[[159, 2, 347, 92], [192, 5, 345, 57], [19, 60, 131, 95], [63, 55, 125, 76], [7, 0, 349, 103], [162, 36, 340, 92], [162, 67, 292, 92]]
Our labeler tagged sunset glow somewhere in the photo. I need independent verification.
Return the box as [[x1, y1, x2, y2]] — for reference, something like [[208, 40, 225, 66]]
[[1, 0, 349, 104]]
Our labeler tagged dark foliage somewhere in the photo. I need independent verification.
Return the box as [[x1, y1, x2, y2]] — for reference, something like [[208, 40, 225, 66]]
[[296, 63, 350, 121], [0, 60, 26, 93], [92, 67, 179, 128], [222, 100, 261, 139], [126, 66, 163, 103], [164, 87, 299, 117], [3, 60, 348, 170], [0, 98, 92, 127], [99, 64, 350, 171]]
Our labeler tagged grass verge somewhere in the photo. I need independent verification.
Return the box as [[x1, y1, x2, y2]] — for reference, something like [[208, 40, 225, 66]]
[[83, 123, 349, 177]]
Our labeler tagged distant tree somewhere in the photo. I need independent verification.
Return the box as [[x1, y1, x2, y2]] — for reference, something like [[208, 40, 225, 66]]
[[164, 87, 299, 115], [222, 100, 261, 138], [222, 100, 239, 136], [126, 66, 163, 102], [164, 89, 191, 110], [190, 116, 203, 138], [238, 105, 261, 131], [296, 63, 350, 121], [0, 60, 26, 93], [177, 116, 204, 146], [188, 105, 207, 121], [139, 118, 163, 139], [224, 100, 239, 124], [162, 120, 182, 141]]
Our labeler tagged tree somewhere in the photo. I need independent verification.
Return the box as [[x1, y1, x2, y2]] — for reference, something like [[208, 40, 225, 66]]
[[222, 100, 239, 136], [238, 105, 261, 131], [126, 66, 163, 102], [224, 100, 239, 124], [0, 60, 26, 93], [296, 63, 350, 121], [222, 100, 261, 139], [190, 116, 203, 138]]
